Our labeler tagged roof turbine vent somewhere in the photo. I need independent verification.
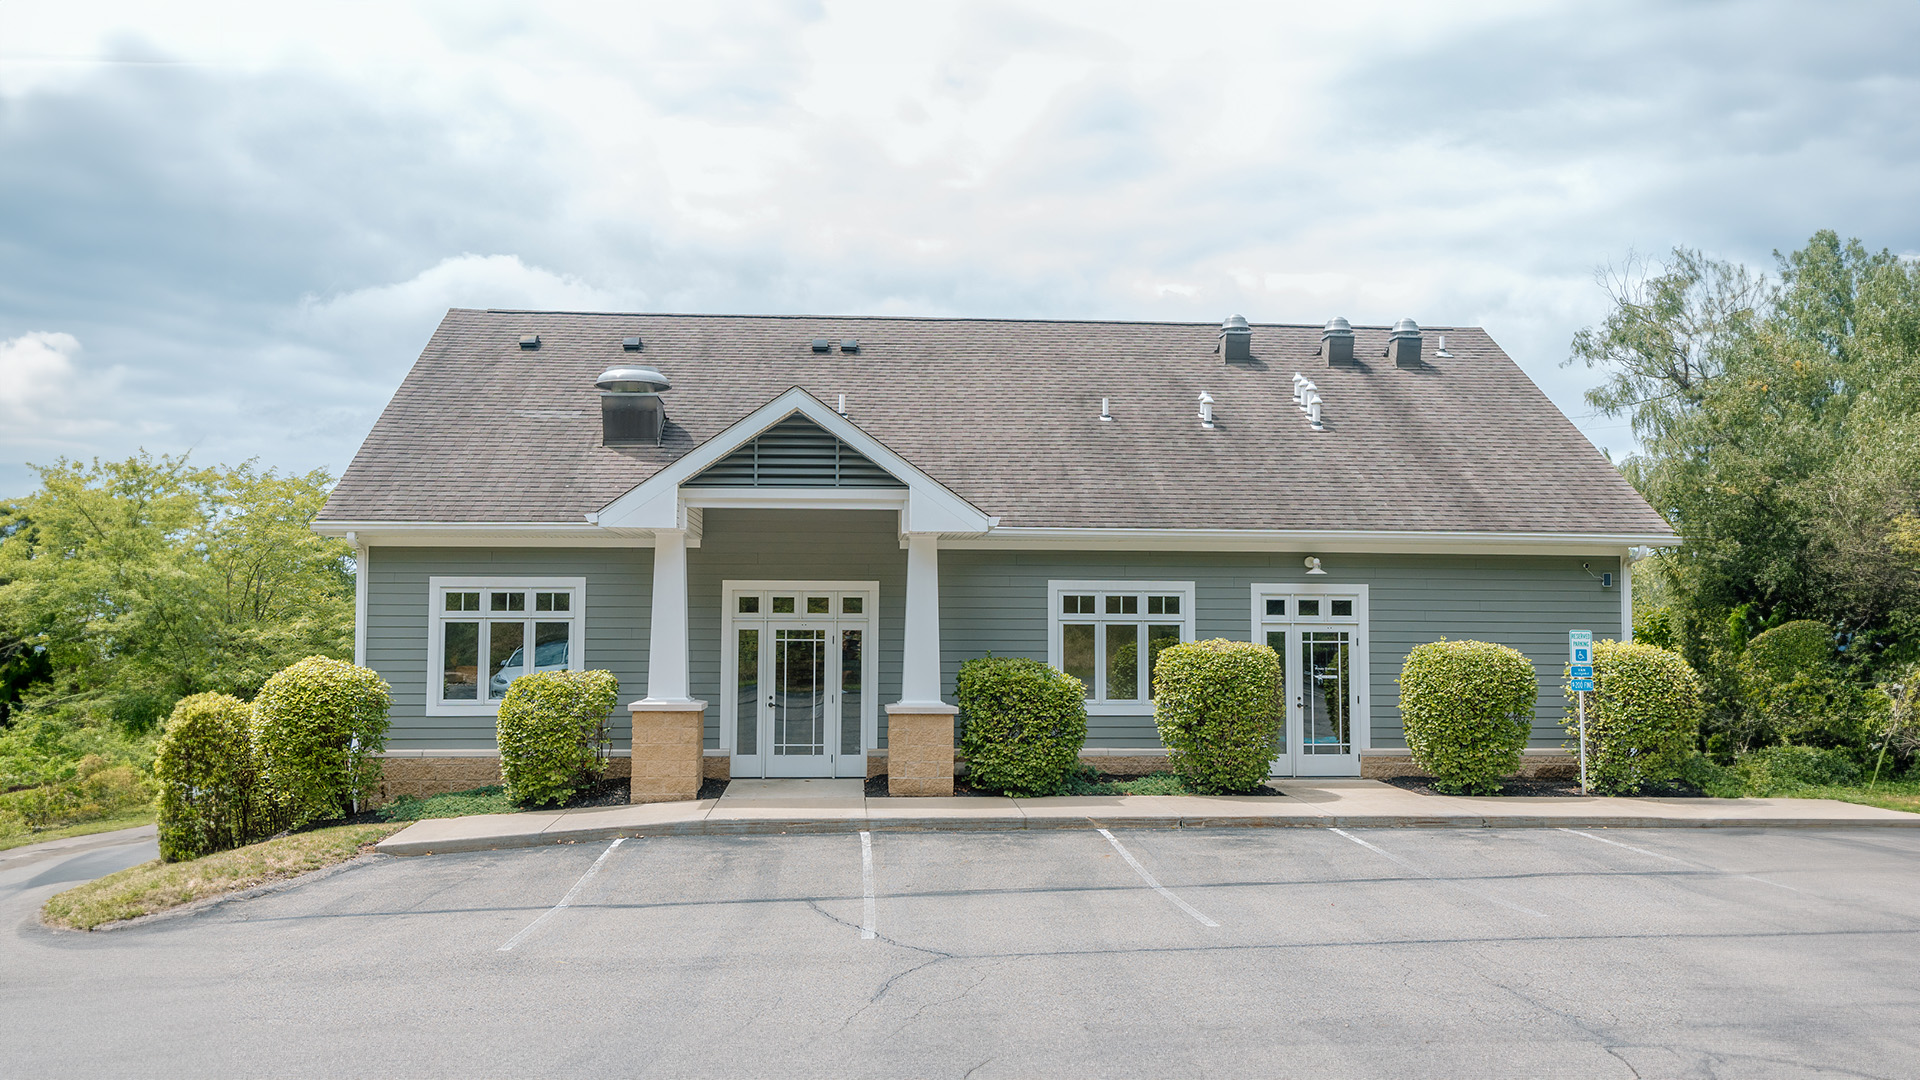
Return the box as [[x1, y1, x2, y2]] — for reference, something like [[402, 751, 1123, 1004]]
[[1387, 317, 1423, 369], [596, 365, 671, 447], [1320, 316, 1355, 366], [1219, 314, 1253, 364]]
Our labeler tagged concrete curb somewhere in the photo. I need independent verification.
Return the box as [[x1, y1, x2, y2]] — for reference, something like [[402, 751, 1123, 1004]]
[[374, 808, 1920, 855]]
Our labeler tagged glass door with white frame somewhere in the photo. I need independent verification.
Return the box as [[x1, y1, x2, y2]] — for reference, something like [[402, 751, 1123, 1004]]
[[1257, 588, 1367, 777], [726, 584, 876, 779]]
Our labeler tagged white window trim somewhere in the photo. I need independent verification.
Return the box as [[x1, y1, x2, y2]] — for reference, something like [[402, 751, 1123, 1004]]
[[426, 576, 587, 717], [1047, 579, 1196, 715], [1250, 582, 1371, 764], [721, 580, 881, 776]]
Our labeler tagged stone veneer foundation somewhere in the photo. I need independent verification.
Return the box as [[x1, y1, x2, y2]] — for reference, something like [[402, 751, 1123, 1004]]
[[376, 754, 632, 805]]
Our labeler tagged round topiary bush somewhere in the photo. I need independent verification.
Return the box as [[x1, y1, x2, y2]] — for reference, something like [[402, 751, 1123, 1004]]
[[1153, 639, 1282, 793], [1742, 620, 1832, 684], [1398, 639, 1537, 794], [155, 692, 259, 862], [1562, 640, 1703, 794], [957, 656, 1088, 795], [251, 656, 392, 829], [496, 669, 619, 807]]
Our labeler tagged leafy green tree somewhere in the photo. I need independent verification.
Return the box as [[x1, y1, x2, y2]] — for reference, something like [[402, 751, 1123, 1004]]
[[1569, 232, 1920, 747], [0, 454, 351, 788]]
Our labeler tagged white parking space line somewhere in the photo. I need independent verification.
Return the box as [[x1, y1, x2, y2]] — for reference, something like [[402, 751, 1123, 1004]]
[[860, 831, 876, 940], [1558, 828, 1804, 893], [498, 838, 625, 953], [1332, 828, 1549, 918], [1097, 829, 1219, 927]]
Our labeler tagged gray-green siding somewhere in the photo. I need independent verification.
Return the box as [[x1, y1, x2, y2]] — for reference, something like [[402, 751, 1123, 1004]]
[[366, 546, 652, 752], [365, 532, 1623, 755], [939, 550, 1625, 749]]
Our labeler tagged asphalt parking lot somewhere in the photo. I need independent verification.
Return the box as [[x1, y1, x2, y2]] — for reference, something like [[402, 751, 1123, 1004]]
[[6, 825, 1920, 1079]]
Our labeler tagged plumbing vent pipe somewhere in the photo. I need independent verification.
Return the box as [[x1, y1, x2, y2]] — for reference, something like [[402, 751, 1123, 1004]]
[[1198, 391, 1215, 428], [1387, 317, 1423, 368], [1219, 315, 1253, 364], [1100, 397, 1112, 422], [1296, 376, 1324, 431], [1320, 317, 1355, 365]]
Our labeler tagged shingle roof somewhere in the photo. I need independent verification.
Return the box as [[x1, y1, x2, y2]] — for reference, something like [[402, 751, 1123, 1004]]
[[317, 309, 1672, 536]]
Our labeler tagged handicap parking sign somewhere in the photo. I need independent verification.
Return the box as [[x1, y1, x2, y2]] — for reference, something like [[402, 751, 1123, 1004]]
[[1570, 631, 1594, 692]]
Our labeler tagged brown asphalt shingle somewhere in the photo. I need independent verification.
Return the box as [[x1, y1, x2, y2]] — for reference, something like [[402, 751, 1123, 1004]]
[[316, 309, 1672, 536]]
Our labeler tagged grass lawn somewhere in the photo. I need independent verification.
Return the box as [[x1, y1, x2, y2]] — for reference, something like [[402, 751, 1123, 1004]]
[[1788, 781, 1920, 815], [41, 822, 404, 931], [0, 812, 156, 853]]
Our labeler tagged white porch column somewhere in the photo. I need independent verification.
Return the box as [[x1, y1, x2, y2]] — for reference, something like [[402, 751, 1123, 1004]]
[[644, 527, 692, 702], [898, 532, 945, 706]]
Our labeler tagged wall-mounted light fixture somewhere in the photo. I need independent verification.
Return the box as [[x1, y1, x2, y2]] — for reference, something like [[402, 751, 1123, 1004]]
[[1305, 556, 1327, 575]]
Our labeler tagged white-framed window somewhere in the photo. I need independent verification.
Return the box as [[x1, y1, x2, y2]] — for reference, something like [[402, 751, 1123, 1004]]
[[426, 576, 586, 716], [1047, 580, 1195, 712]]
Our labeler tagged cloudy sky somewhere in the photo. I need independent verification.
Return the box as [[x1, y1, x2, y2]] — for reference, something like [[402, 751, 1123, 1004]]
[[2, 0, 1917, 497]]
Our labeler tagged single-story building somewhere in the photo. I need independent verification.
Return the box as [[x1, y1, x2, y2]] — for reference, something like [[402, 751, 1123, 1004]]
[[313, 309, 1675, 799]]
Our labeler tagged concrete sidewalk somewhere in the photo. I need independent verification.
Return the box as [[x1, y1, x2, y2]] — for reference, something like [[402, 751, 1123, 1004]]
[[373, 779, 1920, 855]]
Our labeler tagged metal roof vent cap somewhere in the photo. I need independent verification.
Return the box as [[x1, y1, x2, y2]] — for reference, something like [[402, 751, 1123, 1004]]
[[1219, 314, 1253, 364], [597, 365, 669, 448], [1387, 317, 1423, 369], [595, 365, 671, 393], [519, 333, 540, 349], [1320, 316, 1355, 366]]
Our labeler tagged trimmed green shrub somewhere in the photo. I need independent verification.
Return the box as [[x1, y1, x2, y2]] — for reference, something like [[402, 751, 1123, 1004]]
[[251, 657, 392, 829], [1560, 640, 1703, 794], [154, 693, 259, 862], [957, 657, 1088, 796], [1742, 620, 1832, 684], [496, 669, 619, 807], [1398, 639, 1537, 794], [1153, 639, 1282, 793], [1737, 620, 1878, 750]]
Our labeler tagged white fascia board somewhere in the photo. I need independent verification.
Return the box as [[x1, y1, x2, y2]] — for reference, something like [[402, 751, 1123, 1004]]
[[939, 527, 1680, 556], [595, 386, 993, 534], [311, 521, 652, 547]]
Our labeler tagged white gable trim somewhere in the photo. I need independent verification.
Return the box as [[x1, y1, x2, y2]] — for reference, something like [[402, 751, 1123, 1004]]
[[594, 386, 995, 535]]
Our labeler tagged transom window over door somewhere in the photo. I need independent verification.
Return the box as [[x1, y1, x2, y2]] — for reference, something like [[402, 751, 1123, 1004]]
[[428, 577, 586, 715], [1048, 581, 1195, 710]]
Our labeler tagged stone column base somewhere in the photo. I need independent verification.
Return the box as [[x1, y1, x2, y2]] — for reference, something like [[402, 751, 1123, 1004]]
[[885, 703, 959, 797], [630, 700, 708, 803]]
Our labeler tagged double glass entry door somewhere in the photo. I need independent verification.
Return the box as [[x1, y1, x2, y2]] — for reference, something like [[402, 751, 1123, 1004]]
[[727, 586, 875, 779], [1260, 591, 1365, 776]]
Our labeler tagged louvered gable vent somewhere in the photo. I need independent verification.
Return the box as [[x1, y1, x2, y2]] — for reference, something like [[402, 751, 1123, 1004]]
[[684, 414, 905, 488]]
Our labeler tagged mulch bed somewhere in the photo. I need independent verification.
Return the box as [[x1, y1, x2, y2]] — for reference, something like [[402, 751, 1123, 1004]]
[[861, 774, 1283, 798], [1382, 774, 1707, 798]]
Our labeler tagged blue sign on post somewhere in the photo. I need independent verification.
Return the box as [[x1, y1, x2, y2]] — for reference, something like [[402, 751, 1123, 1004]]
[[1571, 630, 1593, 792], [1569, 630, 1594, 692]]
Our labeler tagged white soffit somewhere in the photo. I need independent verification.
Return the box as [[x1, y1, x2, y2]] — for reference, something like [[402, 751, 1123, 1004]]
[[594, 386, 993, 534]]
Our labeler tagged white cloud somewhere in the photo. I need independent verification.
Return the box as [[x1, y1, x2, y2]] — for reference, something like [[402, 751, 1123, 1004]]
[[0, 331, 82, 418], [295, 254, 641, 357]]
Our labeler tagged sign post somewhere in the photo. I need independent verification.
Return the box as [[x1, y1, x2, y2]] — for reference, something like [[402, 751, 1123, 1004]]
[[1570, 630, 1594, 794]]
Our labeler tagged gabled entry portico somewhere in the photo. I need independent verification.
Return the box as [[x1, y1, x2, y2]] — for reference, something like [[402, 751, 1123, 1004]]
[[601, 388, 992, 797]]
